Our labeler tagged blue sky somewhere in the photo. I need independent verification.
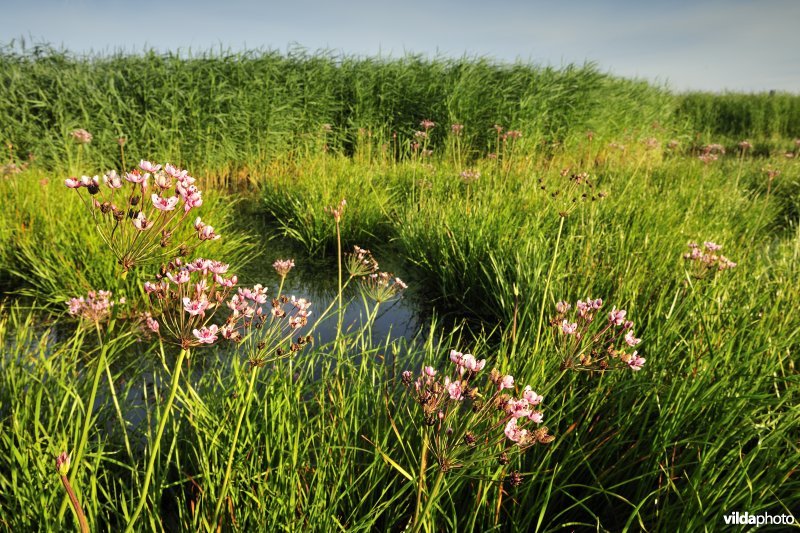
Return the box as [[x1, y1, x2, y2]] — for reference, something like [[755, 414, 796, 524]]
[[2, 0, 798, 92]]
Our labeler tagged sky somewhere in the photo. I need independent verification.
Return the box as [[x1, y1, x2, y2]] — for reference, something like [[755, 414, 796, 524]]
[[1, 0, 798, 93]]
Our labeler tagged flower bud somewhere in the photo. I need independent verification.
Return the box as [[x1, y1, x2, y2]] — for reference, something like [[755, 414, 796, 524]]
[[55, 452, 70, 476]]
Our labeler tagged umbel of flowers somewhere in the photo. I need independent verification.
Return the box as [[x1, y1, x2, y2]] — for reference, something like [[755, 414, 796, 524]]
[[65, 160, 217, 273], [142, 257, 237, 350], [683, 241, 737, 279], [402, 351, 553, 478], [401, 351, 553, 531], [68, 290, 124, 323], [346, 246, 408, 303], [551, 298, 646, 372]]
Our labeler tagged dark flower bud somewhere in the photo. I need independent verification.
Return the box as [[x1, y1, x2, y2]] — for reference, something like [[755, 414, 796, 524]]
[[508, 471, 524, 487]]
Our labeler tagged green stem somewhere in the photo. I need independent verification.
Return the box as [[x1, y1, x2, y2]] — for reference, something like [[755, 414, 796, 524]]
[[60, 475, 90, 533], [125, 348, 189, 533], [95, 322, 133, 463], [212, 364, 259, 528], [336, 219, 343, 335], [413, 432, 429, 528], [534, 216, 565, 352], [412, 466, 446, 533], [58, 328, 108, 521]]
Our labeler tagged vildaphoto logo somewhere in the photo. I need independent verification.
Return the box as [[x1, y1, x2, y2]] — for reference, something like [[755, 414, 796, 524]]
[[723, 511, 795, 526]]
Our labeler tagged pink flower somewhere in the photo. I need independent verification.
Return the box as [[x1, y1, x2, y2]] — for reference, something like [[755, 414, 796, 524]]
[[193, 325, 219, 344], [560, 320, 577, 335], [220, 324, 240, 341], [273, 258, 295, 277], [290, 296, 312, 312], [522, 386, 543, 406], [446, 379, 464, 400], [499, 374, 514, 391], [132, 212, 153, 231], [182, 187, 203, 211], [555, 301, 571, 314], [139, 160, 162, 173], [216, 275, 237, 288], [506, 398, 532, 419], [625, 330, 641, 347], [592, 298, 603, 309], [209, 260, 229, 275], [423, 366, 437, 377], [104, 171, 123, 189], [153, 172, 172, 189], [628, 352, 646, 371], [704, 241, 722, 252], [164, 163, 188, 179], [183, 297, 210, 316], [609, 307, 627, 326], [528, 411, 544, 424], [146, 316, 160, 333], [65, 177, 82, 188], [504, 418, 529, 444], [167, 269, 190, 284], [125, 170, 148, 184], [71, 128, 92, 144], [463, 355, 486, 373], [449, 350, 464, 365], [194, 217, 220, 241], [152, 194, 179, 211], [80, 175, 99, 187]]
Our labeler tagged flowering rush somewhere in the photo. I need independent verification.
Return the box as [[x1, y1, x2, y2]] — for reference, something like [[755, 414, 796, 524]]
[[401, 351, 553, 476], [683, 241, 737, 278], [64, 161, 215, 273], [220, 285, 314, 367], [142, 257, 238, 349], [551, 298, 646, 372], [68, 290, 122, 323]]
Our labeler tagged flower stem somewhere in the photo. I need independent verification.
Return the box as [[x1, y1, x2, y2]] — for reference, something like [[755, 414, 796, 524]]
[[534, 215, 565, 352], [60, 475, 89, 533], [58, 330, 109, 521], [125, 348, 189, 533], [336, 219, 343, 335], [412, 465, 445, 533], [95, 322, 133, 463], [212, 364, 259, 528], [413, 431, 429, 528]]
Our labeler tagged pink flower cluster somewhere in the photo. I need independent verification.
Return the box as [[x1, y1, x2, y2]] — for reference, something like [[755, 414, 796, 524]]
[[360, 271, 408, 303], [683, 241, 737, 276], [143, 257, 237, 349], [273, 259, 295, 278], [221, 285, 313, 365], [552, 298, 646, 372], [68, 290, 120, 322], [420, 119, 435, 131], [71, 129, 92, 144], [346, 246, 380, 277], [64, 160, 215, 273], [401, 351, 554, 474], [460, 169, 480, 183]]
